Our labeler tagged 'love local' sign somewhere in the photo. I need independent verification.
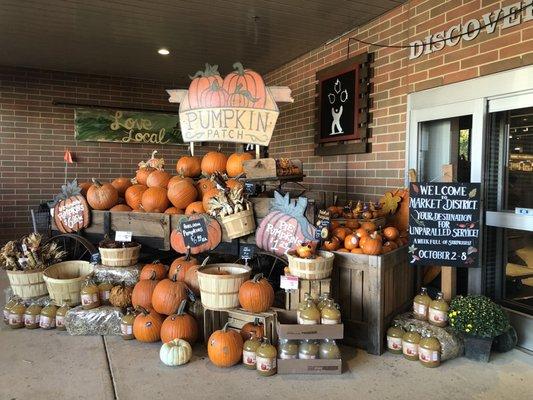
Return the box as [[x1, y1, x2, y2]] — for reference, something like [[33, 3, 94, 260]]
[[408, 182, 481, 268]]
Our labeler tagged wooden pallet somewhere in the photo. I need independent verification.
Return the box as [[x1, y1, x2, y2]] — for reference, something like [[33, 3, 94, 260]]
[[284, 278, 331, 310], [202, 308, 277, 344]]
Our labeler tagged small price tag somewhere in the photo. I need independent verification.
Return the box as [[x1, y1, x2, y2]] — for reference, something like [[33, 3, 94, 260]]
[[50, 208, 54, 217], [240, 245, 255, 261], [180, 219, 208, 248], [17, 257, 29, 267], [90, 253, 101, 264], [280, 275, 299, 290], [115, 231, 132, 242], [21, 243, 28, 254], [244, 182, 256, 196]]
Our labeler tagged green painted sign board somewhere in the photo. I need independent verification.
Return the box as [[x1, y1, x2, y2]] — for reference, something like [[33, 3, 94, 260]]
[[74, 108, 183, 145]]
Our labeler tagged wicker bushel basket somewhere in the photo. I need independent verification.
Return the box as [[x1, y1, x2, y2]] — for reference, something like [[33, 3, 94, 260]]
[[220, 209, 256, 240], [43, 261, 94, 306], [6, 269, 48, 299], [197, 263, 251, 310], [287, 250, 335, 280], [99, 244, 140, 267]]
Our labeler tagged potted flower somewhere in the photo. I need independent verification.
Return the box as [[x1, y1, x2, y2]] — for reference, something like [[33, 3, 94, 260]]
[[448, 295, 510, 362]]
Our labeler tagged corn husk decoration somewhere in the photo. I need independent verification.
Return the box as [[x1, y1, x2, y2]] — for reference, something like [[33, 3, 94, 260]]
[[0, 233, 66, 271], [208, 172, 251, 218]]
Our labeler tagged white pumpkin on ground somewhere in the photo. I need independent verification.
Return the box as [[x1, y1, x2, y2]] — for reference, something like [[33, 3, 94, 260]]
[[159, 338, 192, 366]]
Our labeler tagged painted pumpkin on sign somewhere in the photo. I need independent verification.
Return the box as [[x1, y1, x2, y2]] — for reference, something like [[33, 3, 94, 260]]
[[188, 63, 224, 109], [223, 62, 267, 109]]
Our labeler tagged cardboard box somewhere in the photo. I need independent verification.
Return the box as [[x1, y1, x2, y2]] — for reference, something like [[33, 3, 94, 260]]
[[277, 358, 342, 375], [276, 310, 343, 340]]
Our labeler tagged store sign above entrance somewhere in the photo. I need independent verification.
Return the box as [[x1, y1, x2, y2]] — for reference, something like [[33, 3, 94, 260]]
[[167, 62, 293, 147], [409, 1, 533, 60]]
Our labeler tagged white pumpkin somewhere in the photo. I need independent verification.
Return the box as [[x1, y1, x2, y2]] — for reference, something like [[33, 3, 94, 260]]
[[160, 338, 192, 366]]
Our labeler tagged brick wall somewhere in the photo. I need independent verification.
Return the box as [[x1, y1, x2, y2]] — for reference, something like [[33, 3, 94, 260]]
[[0, 67, 222, 244], [265, 0, 533, 202]]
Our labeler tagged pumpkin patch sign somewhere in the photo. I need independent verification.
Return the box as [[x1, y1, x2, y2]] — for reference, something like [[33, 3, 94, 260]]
[[175, 62, 280, 147], [256, 192, 316, 258]]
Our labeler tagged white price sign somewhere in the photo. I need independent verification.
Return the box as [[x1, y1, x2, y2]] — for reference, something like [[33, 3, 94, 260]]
[[280, 275, 299, 291], [115, 231, 132, 242]]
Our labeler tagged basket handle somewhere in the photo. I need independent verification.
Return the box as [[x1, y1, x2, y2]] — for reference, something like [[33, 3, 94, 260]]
[[197, 256, 210, 270]]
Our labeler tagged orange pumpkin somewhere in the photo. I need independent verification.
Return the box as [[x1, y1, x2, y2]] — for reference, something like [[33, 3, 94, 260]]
[[185, 201, 205, 215], [132, 274, 158, 310], [383, 226, 400, 241], [151, 275, 188, 315], [196, 178, 216, 198], [176, 156, 201, 178], [238, 273, 274, 313], [355, 227, 370, 238], [201, 151, 227, 175], [322, 236, 341, 251], [202, 188, 220, 212], [146, 170, 171, 189], [183, 264, 201, 295], [226, 152, 253, 177], [86, 179, 119, 210], [188, 63, 223, 109], [361, 232, 383, 255], [240, 318, 264, 342], [344, 234, 360, 250], [168, 175, 195, 191], [333, 227, 351, 241], [169, 257, 198, 281], [361, 221, 377, 232], [141, 187, 169, 213], [140, 261, 167, 281], [345, 219, 360, 230], [110, 204, 132, 212], [226, 179, 243, 190], [133, 307, 162, 342], [160, 300, 198, 344], [125, 184, 148, 210], [167, 180, 198, 209], [136, 166, 155, 186], [351, 248, 364, 254], [207, 322, 243, 367], [111, 177, 132, 197], [164, 207, 184, 215], [79, 181, 92, 197], [222, 62, 267, 109], [337, 248, 349, 252], [170, 215, 222, 255]]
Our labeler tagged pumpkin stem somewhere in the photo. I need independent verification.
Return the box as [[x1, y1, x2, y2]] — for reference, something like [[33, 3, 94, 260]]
[[171, 273, 178, 282], [252, 273, 263, 283], [176, 299, 187, 315], [222, 321, 230, 332], [149, 270, 157, 281], [136, 306, 148, 316], [91, 178, 102, 187], [150, 150, 158, 160], [254, 317, 260, 326], [232, 61, 245, 76], [188, 70, 205, 80], [210, 80, 221, 91]]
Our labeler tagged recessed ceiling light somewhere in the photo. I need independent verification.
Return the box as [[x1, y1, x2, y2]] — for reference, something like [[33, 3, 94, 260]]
[[158, 48, 170, 55]]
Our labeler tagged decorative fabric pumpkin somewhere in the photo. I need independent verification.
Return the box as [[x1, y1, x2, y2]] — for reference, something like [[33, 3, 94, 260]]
[[141, 187, 169, 213], [164, 207, 184, 215], [111, 177, 132, 197], [146, 170, 171, 189], [132, 272, 158, 310], [185, 201, 205, 215], [160, 339, 192, 366], [222, 62, 267, 109], [79, 181, 92, 197], [169, 255, 198, 280], [188, 63, 223, 109], [344, 234, 360, 250], [125, 184, 148, 209], [200, 80, 229, 107], [170, 214, 222, 255], [133, 307, 162, 342], [196, 178, 215, 198], [109, 284, 133, 308], [160, 300, 198, 344], [238, 273, 274, 313], [168, 175, 195, 191], [201, 151, 227, 175], [383, 227, 400, 241], [361, 232, 383, 255], [226, 152, 253, 177], [110, 204, 132, 212], [226, 179, 243, 190], [140, 261, 167, 281], [167, 180, 198, 209], [151, 275, 188, 315], [136, 167, 155, 186], [207, 322, 243, 367], [240, 318, 264, 342], [86, 179, 119, 210], [176, 156, 201, 178], [202, 188, 220, 212]]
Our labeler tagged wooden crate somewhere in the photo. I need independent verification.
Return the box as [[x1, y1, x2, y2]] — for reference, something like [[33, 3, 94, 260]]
[[202, 308, 277, 344], [331, 247, 414, 355], [284, 278, 331, 310]]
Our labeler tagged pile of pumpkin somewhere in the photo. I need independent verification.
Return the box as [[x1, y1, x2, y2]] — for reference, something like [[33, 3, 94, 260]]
[[78, 150, 254, 215], [128, 257, 274, 368], [321, 220, 408, 255]]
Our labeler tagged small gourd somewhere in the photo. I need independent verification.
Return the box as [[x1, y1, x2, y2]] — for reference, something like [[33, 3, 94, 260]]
[[40, 303, 57, 329], [3, 297, 17, 325], [320, 299, 341, 325], [319, 338, 341, 359], [24, 303, 42, 329], [256, 338, 277, 377], [9, 300, 26, 329], [402, 326, 421, 361], [428, 292, 449, 327], [278, 339, 299, 360], [81, 276, 100, 310], [120, 308, 136, 340], [98, 280, 113, 305], [159, 338, 193, 366], [242, 336, 261, 370], [386, 324, 404, 354], [418, 331, 441, 368], [413, 287, 431, 320], [56, 301, 71, 331], [298, 339, 319, 359], [298, 297, 320, 325]]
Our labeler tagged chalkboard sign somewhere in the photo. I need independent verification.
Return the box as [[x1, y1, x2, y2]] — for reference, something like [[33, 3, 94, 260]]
[[240, 244, 255, 261], [408, 182, 481, 268], [180, 219, 209, 248], [90, 253, 101, 264]]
